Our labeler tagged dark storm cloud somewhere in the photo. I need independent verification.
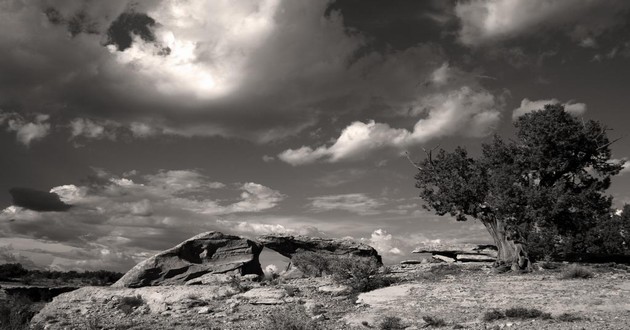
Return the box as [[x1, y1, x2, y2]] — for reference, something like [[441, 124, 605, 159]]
[[9, 188, 72, 212], [0, 0, 501, 146]]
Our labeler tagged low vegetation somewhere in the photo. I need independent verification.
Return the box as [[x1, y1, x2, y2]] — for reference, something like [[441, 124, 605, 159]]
[[0, 263, 123, 286], [379, 316, 405, 330], [117, 295, 145, 315], [261, 304, 325, 330], [483, 307, 551, 322], [0, 295, 44, 330], [422, 315, 447, 327], [292, 251, 394, 292], [560, 264, 594, 279]]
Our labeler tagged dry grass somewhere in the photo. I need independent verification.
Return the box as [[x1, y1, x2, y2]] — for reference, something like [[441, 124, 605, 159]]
[[379, 316, 404, 330], [560, 264, 594, 279], [261, 304, 326, 330]]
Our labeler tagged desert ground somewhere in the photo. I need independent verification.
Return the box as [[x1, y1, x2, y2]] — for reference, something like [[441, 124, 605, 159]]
[[22, 262, 630, 330]]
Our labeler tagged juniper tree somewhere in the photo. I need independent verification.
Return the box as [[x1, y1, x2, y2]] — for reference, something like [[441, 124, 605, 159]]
[[413, 104, 622, 270]]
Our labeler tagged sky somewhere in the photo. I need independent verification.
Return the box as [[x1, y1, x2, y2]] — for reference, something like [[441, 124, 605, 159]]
[[1, 0, 630, 271]]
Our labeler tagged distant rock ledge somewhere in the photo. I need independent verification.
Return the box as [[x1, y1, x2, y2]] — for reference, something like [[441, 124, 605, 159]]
[[412, 243, 497, 263]]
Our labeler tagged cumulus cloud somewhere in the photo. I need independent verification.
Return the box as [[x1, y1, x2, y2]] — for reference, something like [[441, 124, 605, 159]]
[[362, 229, 403, 256], [0, 1, 501, 145], [455, 0, 630, 46], [0, 168, 287, 270], [0, 112, 51, 146], [279, 87, 500, 165], [70, 118, 119, 140], [308, 193, 383, 215], [512, 98, 587, 120]]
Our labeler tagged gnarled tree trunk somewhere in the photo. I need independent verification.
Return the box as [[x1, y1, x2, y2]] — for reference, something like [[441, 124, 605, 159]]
[[482, 218, 531, 272]]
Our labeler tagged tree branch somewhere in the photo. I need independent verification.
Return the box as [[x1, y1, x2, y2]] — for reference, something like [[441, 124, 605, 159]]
[[404, 151, 422, 170]]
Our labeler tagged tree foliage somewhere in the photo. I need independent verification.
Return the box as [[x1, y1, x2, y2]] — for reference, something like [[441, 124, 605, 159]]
[[414, 104, 623, 261]]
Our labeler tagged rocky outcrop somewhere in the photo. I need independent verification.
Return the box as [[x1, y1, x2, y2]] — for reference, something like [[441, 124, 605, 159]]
[[258, 234, 382, 265], [413, 243, 497, 263], [113, 232, 263, 288]]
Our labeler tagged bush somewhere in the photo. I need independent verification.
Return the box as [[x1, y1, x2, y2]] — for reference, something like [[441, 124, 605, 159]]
[[560, 264, 593, 279], [0, 296, 41, 330], [379, 316, 404, 330], [291, 251, 392, 293], [482, 310, 505, 322], [261, 304, 325, 330], [504, 307, 551, 320], [0, 263, 28, 280], [292, 252, 331, 277], [483, 307, 551, 322], [329, 257, 392, 292], [117, 295, 145, 315], [422, 315, 446, 327], [556, 312, 584, 322]]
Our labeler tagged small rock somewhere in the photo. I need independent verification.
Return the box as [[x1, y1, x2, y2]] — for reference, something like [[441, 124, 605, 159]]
[[197, 307, 212, 314], [318, 284, 351, 295]]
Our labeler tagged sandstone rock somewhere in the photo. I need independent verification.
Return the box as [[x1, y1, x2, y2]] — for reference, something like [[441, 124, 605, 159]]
[[400, 260, 423, 265], [412, 243, 497, 258], [258, 234, 382, 264], [318, 284, 351, 296], [113, 232, 263, 288], [456, 254, 496, 262], [432, 255, 456, 263]]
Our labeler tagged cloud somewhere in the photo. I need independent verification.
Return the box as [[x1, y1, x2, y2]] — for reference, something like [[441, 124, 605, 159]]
[[308, 193, 383, 215], [9, 188, 72, 212], [361, 229, 403, 256], [0, 168, 288, 270], [455, 0, 630, 46], [279, 87, 500, 165], [0, 1, 501, 145], [0, 112, 51, 146], [512, 98, 587, 120], [70, 118, 118, 140], [315, 168, 369, 187]]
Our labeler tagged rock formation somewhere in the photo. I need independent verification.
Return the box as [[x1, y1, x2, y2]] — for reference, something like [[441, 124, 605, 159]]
[[413, 243, 497, 263], [258, 234, 382, 265], [113, 232, 264, 288]]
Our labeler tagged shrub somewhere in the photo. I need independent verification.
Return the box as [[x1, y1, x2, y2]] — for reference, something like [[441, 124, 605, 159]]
[[379, 316, 404, 330], [261, 304, 325, 330], [292, 251, 331, 277], [0, 263, 28, 280], [482, 310, 505, 322], [0, 296, 41, 330], [291, 251, 392, 293], [328, 256, 393, 293], [422, 315, 446, 327], [560, 264, 593, 279], [117, 295, 145, 315], [504, 307, 551, 320], [556, 312, 584, 322]]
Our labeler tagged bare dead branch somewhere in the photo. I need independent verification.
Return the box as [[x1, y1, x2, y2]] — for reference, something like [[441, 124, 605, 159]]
[[404, 151, 422, 170], [597, 135, 625, 151]]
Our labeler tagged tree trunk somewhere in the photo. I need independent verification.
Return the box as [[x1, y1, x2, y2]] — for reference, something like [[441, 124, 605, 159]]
[[482, 218, 531, 272]]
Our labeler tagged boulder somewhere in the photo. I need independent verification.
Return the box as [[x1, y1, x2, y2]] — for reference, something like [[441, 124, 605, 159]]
[[113, 232, 263, 288], [258, 234, 382, 264]]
